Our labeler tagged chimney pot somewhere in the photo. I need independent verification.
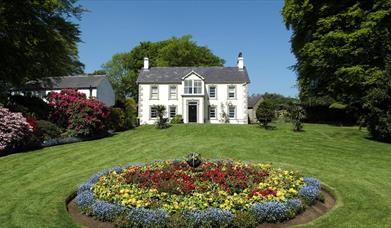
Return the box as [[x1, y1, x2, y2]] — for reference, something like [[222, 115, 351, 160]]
[[143, 57, 149, 71], [237, 53, 244, 70]]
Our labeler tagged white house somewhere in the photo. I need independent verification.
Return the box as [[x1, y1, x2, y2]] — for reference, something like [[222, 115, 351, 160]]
[[11, 75, 115, 106], [136, 54, 250, 124]]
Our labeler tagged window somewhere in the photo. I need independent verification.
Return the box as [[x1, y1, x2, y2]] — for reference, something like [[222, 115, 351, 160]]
[[209, 106, 216, 119], [169, 106, 177, 118], [150, 85, 158, 99], [169, 85, 177, 99], [150, 106, 157, 118], [209, 86, 216, 98], [184, 80, 202, 94], [228, 86, 236, 99], [228, 106, 236, 119]]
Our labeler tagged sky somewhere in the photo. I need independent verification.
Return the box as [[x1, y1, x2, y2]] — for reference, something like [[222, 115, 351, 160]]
[[77, 0, 298, 97]]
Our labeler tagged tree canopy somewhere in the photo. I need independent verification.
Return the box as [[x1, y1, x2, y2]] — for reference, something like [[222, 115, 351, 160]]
[[102, 35, 225, 101], [282, 0, 391, 109], [0, 0, 85, 89]]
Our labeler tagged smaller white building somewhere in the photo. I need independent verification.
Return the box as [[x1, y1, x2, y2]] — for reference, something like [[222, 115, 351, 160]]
[[11, 75, 115, 106], [137, 54, 251, 124]]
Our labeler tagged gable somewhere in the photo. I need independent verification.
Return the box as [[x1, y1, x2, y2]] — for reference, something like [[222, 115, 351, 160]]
[[182, 71, 204, 81]]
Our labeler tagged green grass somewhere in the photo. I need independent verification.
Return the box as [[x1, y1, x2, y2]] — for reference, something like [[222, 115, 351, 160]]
[[0, 123, 390, 227]]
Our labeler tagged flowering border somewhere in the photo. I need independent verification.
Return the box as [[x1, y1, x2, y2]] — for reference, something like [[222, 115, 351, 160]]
[[74, 161, 321, 227]]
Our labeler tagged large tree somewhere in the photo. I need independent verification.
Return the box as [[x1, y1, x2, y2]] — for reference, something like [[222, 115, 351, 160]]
[[0, 0, 84, 95], [102, 35, 225, 101], [282, 0, 391, 112]]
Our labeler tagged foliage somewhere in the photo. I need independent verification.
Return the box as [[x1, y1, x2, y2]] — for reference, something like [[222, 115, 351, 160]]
[[154, 105, 170, 129], [362, 71, 391, 142], [33, 120, 63, 142], [6, 95, 52, 120], [124, 98, 138, 129], [0, 0, 84, 88], [76, 160, 320, 226], [47, 89, 110, 136], [0, 107, 33, 152], [102, 35, 225, 101], [109, 108, 126, 132], [256, 100, 275, 128], [219, 103, 230, 123], [282, 0, 391, 124], [290, 104, 306, 132], [260, 93, 298, 111], [170, 115, 183, 124]]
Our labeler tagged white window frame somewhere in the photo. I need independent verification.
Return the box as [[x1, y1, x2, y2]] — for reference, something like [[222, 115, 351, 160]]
[[228, 105, 236, 119], [184, 79, 202, 94], [169, 105, 177, 118], [150, 85, 159, 100], [169, 85, 177, 100], [228, 85, 236, 99], [209, 105, 217, 119], [150, 106, 158, 119], [208, 85, 217, 99]]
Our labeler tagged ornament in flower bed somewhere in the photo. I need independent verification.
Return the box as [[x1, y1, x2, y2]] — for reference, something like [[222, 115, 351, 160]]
[[73, 159, 325, 227]]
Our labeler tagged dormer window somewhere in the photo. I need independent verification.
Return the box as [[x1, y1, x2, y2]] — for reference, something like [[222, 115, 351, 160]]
[[184, 79, 202, 94]]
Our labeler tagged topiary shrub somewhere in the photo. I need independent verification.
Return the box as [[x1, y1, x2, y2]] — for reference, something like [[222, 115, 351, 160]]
[[47, 89, 110, 136], [170, 115, 183, 124], [109, 107, 126, 132], [256, 100, 275, 129], [0, 107, 33, 152]]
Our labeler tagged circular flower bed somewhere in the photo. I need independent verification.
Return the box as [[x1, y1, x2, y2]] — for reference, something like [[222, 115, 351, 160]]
[[75, 159, 322, 227]]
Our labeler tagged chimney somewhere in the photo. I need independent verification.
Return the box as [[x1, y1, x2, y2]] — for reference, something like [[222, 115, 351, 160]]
[[237, 52, 244, 71], [143, 57, 149, 71]]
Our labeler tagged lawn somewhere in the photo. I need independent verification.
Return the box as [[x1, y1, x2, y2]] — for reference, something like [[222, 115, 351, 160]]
[[0, 123, 390, 227]]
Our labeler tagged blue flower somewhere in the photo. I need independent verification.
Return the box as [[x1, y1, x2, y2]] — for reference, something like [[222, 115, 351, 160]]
[[110, 166, 123, 173], [251, 201, 290, 223], [303, 177, 321, 189], [75, 191, 95, 210], [184, 208, 234, 226], [127, 207, 168, 227], [299, 185, 320, 204], [91, 200, 127, 221], [286, 198, 303, 213]]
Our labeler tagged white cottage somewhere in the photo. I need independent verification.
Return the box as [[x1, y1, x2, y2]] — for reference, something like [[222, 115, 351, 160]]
[[11, 75, 115, 106], [137, 55, 250, 124]]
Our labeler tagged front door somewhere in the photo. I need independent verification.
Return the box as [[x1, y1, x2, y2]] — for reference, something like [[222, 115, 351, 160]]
[[188, 103, 197, 123]]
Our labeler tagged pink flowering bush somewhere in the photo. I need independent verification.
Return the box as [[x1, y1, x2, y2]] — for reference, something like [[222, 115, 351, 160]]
[[47, 89, 110, 136], [0, 107, 33, 152]]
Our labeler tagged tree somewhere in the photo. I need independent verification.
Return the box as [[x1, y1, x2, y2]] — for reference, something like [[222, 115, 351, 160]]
[[102, 35, 225, 101], [153, 105, 170, 129], [289, 104, 306, 132], [0, 0, 85, 96], [282, 0, 391, 118], [256, 100, 275, 129]]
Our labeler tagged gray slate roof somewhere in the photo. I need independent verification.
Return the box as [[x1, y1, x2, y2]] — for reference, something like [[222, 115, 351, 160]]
[[21, 75, 107, 90], [137, 67, 250, 84], [248, 94, 263, 108]]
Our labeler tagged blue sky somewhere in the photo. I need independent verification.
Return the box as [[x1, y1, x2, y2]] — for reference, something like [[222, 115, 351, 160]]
[[77, 0, 298, 97]]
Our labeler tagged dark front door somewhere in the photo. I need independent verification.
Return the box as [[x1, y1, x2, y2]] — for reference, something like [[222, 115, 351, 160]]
[[188, 104, 197, 123]]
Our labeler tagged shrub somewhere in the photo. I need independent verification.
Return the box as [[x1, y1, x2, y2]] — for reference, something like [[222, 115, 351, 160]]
[[290, 104, 306, 132], [47, 89, 110, 136], [33, 120, 63, 142], [0, 107, 33, 152], [6, 95, 52, 120], [154, 105, 170, 129], [109, 108, 126, 131], [256, 100, 275, 128], [124, 98, 137, 129], [170, 115, 183, 124]]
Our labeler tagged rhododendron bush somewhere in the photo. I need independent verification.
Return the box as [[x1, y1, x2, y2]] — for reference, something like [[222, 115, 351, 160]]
[[0, 107, 33, 152], [47, 89, 110, 136]]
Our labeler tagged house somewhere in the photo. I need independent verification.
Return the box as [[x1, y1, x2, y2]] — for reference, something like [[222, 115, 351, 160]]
[[11, 75, 115, 106], [247, 94, 263, 123], [136, 54, 250, 124]]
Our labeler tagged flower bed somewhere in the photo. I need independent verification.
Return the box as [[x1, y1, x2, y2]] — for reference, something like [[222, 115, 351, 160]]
[[75, 159, 322, 227]]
